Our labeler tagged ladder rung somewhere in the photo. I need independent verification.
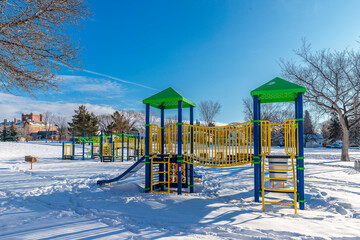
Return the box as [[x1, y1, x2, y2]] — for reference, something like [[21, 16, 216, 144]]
[[153, 181, 169, 183], [264, 201, 296, 206], [152, 161, 170, 164], [264, 164, 290, 167], [264, 177, 294, 181], [263, 188, 295, 193], [264, 169, 292, 172]]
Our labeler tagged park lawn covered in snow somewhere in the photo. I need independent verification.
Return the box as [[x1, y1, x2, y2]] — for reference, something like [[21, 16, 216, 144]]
[[0, 142, 359, 239]]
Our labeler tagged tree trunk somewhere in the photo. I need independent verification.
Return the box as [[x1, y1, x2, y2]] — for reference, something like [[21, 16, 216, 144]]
[[339, 114, 350, 161], [341, 126, 350, 161]]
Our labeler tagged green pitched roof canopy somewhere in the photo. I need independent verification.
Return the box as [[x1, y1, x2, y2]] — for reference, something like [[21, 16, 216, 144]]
[[142, 87, 196, 109], [250, 77, 306, 103]]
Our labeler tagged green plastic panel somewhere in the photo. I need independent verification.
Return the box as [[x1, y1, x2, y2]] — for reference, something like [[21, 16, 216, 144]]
[[251, 77, 306, 103], [142, 87, 196, 109]]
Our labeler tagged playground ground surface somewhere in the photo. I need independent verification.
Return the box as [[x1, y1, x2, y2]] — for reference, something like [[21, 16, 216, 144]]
[[0, 142, 359, 240]]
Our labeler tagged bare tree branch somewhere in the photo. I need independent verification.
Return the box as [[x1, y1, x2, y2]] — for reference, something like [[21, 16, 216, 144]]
[[281, 40, 360, 161], [0, 0, 89, 95], [198, 101, 221, 126]]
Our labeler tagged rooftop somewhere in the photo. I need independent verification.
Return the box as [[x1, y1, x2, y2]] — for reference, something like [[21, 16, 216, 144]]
[[251, 77, 306, 103], [142, 87, 196, 109]]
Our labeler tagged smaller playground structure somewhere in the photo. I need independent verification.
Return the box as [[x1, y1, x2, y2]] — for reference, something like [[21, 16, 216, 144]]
[[62, 131, 145, 162], [97, 78, 306, 214]]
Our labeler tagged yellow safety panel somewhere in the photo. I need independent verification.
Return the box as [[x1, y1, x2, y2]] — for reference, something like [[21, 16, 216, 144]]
[[64, 144, 73, 156], [166, 122, 253, 167], [150, 125, 162, 154]]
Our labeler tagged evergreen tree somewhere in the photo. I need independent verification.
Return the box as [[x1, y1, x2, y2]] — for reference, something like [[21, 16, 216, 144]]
[[68, 105, 99, 136], [304, 110, 315, 145], [1, 124, 8, 141], [108, 111, 136, 133], [349, 118, 360, 145], [8, 123, 18, 141], [328, 112, 342, 142], [304, 110, 315, 135]]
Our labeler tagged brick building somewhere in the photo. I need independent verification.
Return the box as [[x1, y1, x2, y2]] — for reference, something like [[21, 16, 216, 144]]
[[1, 113, 59, 141], [21, 113, 43, 122]]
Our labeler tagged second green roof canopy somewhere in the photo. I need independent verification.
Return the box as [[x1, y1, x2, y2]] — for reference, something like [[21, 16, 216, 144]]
[[250, 77, 306, 103], [142, 87, 196, 109]]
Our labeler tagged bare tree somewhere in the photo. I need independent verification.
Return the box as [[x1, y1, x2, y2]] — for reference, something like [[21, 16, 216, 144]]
[[133, 111, 145, 135], [0, 1, 90, 94], [43, 111, 54, 142], [242, 98, 293, 123], [198, 101, 221, 126], [19, 123, 31, 141], [54, 116, 67, 142], [165, 115, 178, 127], [97, 114, 113, 135], [134, 111, 160, 135], [281, 40, 360, 161]]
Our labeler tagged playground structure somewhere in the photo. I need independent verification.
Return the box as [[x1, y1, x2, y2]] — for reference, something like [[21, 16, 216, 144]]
[[62, 131, 145, 162], [97, 78, 306, 213]]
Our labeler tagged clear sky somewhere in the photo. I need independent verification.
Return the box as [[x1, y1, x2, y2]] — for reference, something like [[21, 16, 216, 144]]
[[1, 0, 360, 123]]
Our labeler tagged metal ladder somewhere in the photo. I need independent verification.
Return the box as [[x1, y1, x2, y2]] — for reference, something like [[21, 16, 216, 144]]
[[261, 154, 297, 214], [150, 155, 171, 193]]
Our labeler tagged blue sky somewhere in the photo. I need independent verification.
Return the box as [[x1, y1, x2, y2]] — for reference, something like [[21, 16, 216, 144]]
[[2, 0, 360, 123]]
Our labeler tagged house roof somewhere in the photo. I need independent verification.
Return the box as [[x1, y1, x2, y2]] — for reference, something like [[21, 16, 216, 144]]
[[251, 77, 306, 103], [142, 87, 196, 109]]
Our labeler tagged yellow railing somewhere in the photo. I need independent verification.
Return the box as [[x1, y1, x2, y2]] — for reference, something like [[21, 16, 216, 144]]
[[147, 119, 296, 167], [166, 122, 253, 167], [103, 143, 112, 156], [64, 144, 72, 156], [284, 119, 296, 156], [259, 119, 297, 157], [165, 124, 177, 154], [150, 124, 162, 154], [260, 120, 271, 156]]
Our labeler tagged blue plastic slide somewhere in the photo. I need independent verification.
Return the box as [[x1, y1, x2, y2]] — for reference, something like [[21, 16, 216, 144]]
[[97, 157, 145, 185], [194, 170, 202, 179]]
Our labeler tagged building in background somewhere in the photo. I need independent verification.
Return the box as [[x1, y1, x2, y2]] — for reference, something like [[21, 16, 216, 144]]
[[0, 113, 59, 141]]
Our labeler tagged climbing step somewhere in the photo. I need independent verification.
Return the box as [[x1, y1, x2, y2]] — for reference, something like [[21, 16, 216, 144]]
[[262, 155, 297, 214]]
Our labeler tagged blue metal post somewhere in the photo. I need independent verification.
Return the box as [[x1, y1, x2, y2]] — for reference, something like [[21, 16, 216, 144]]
[[177, 101, 183, 195], [82, 132, 85, 160], [190, 105, 194, 193], [145, 103, 151, 193], [297, 92, 305, 210], [295, 97, 299, 199], [121, 131, 124, 162], [100, 130, 103, 162], [62, 142, 65, 159], [72, 131, 75, 160], [258, 101, 262, 192], [253, 95, 260, 202], [160, 107, 165, 191]]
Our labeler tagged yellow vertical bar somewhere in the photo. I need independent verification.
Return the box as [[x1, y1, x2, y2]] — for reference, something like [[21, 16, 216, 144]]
[[262, 155, 265, 211]]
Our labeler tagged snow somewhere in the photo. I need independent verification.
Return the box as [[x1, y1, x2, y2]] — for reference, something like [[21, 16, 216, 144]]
[[0, 142, 360, 239]]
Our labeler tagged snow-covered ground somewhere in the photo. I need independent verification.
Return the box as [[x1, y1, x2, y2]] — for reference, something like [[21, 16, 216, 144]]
[[0, 142, 359, 239]]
